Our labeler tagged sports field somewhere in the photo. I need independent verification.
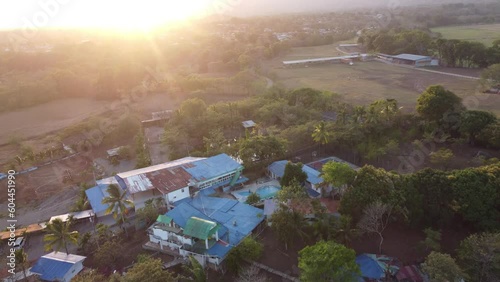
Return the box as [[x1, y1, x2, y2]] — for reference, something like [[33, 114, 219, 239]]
[[265, 47, 500, 115], [431, 24, 500, 46]]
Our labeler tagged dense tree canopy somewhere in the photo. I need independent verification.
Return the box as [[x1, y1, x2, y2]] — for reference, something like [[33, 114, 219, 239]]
[[416, 85, 464, 123], [298, 241, 360, 282], [459, 110, 497, 144], [423, 252, 467, 282], [280, 162, 307, 187], [457, 233, 500, 282]]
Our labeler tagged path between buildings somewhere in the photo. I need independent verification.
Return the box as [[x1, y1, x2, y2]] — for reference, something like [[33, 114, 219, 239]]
[[244, 259, 300, 282]]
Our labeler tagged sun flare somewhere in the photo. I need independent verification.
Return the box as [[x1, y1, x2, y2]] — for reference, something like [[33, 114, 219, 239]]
[[1, 0, 213, 31]]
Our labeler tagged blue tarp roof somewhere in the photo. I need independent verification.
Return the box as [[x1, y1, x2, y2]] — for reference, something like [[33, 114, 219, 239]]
[[183, 154, 242, 182], [166, 194, 264, 259], [31, 258, 74, 281], [268, 160, 323, 185]]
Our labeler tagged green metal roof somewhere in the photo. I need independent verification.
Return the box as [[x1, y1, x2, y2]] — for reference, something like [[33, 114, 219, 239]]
[[157, 214, 172, 225], [183, 217, 219, 240]]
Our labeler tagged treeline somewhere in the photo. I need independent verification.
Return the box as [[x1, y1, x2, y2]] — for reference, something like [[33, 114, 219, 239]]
[[359, 29, 500, 68], [162, 82, 499, 175]]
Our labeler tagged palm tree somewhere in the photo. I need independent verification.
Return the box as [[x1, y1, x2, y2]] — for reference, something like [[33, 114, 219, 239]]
[[14, 249, 28, 281], [102, 184, 134, 234], [43, 218, 79, 254], [312, 121, 332, 154]]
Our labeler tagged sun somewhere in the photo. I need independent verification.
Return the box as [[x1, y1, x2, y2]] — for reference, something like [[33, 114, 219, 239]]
[[87, 0, 210, 30]]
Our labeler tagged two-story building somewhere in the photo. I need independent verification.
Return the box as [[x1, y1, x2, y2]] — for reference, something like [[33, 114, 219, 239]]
[[148, 195, 264, 269]]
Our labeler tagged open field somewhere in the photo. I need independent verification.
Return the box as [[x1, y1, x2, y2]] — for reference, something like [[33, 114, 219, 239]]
[[266, 51, 500, 115], [431, 24, 500, 46]]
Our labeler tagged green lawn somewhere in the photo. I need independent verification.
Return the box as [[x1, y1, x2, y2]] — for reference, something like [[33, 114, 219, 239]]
[[431, 24, 500, 46]]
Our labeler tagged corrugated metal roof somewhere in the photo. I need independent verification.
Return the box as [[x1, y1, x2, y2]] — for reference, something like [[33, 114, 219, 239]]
[[157, 214, 172, 225], [183, 154, 242, 182], [122, 174, 154, 194], [164, 195, 264, 259], [146, 167, 191, 194], [31, 252, 85, 281], [283, 55, 359, 65], [392, 54, 431, 61], [242, 120, 256, 128], [268, 160, 323, 185], [184, 217, 219, 240], [116, 157, 205, 179]]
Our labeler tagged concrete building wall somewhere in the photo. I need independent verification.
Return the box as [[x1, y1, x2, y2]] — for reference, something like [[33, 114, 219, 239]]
[[166, 187, 190, 204], [62, 262, 83, 282]]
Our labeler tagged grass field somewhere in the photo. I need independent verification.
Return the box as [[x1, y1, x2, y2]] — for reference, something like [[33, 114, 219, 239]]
[[265, 49, 500, 115], [431, 24, 500, 46]]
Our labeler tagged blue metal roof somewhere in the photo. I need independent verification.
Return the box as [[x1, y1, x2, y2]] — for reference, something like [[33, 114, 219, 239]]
[[183, 154, 242, 182], [307, 188, 321, 198], [85, 184, 131, 215], [85, 185, 111, 214], [268, 160, 323, 185], [31, 258, 74, 281], [166, 194, 264, 259]]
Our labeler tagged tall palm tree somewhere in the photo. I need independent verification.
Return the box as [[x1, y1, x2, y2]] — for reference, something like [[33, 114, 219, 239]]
[[14, 249, 28, 281], [102, 184, 134, 233], [312, 121, 332, 151], [43, 218, 79, 254]]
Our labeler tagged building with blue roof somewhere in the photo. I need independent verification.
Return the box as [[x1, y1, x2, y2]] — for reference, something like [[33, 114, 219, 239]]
[[87, 154, 248, 216], [147, 194, 264, 268], [30, 252, 86, 282], [268, 156, 358, 198]]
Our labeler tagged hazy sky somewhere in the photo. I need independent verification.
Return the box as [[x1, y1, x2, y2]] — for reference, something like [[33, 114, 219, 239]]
[[0, 0, 480, 30]]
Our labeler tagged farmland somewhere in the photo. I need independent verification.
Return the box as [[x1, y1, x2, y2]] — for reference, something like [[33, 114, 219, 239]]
[[265, 48, 500, 116], [431, 24, 500, 46]]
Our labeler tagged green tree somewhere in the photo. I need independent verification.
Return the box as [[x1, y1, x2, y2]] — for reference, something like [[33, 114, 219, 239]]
[[458, 233, 500, 282], [72, 269, 108, 282], [14, 249, 28, 281], [270, 206, 306, 250], [245, 193, 261, 205], [321, 161, 357, 190], [480, 63, 500, 89], [43, 218, 79, 254], [184, 255, 206, 282], [416, 85, 464, 123], [298, 241, 360, 282], [94, 239, 124, 269], [102, 184, 134, 235], [135, 132, 151, 169], [280, 162, 307, 187], [339, 166, 399, 220], [312, 121, 332, 151], [238, 135, 286, 166], [451, 165, 500, 230], [203, 129, 226, 155], [459, 110, 497, 144], [423, 252, 467, 282], [430, 148, 454, 169], [124, 256, 176, 282], [226, 236, 263, 273], [136, 199, 161, 227], [421, 228, 442, 252], [277, 180, 308, 203]]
